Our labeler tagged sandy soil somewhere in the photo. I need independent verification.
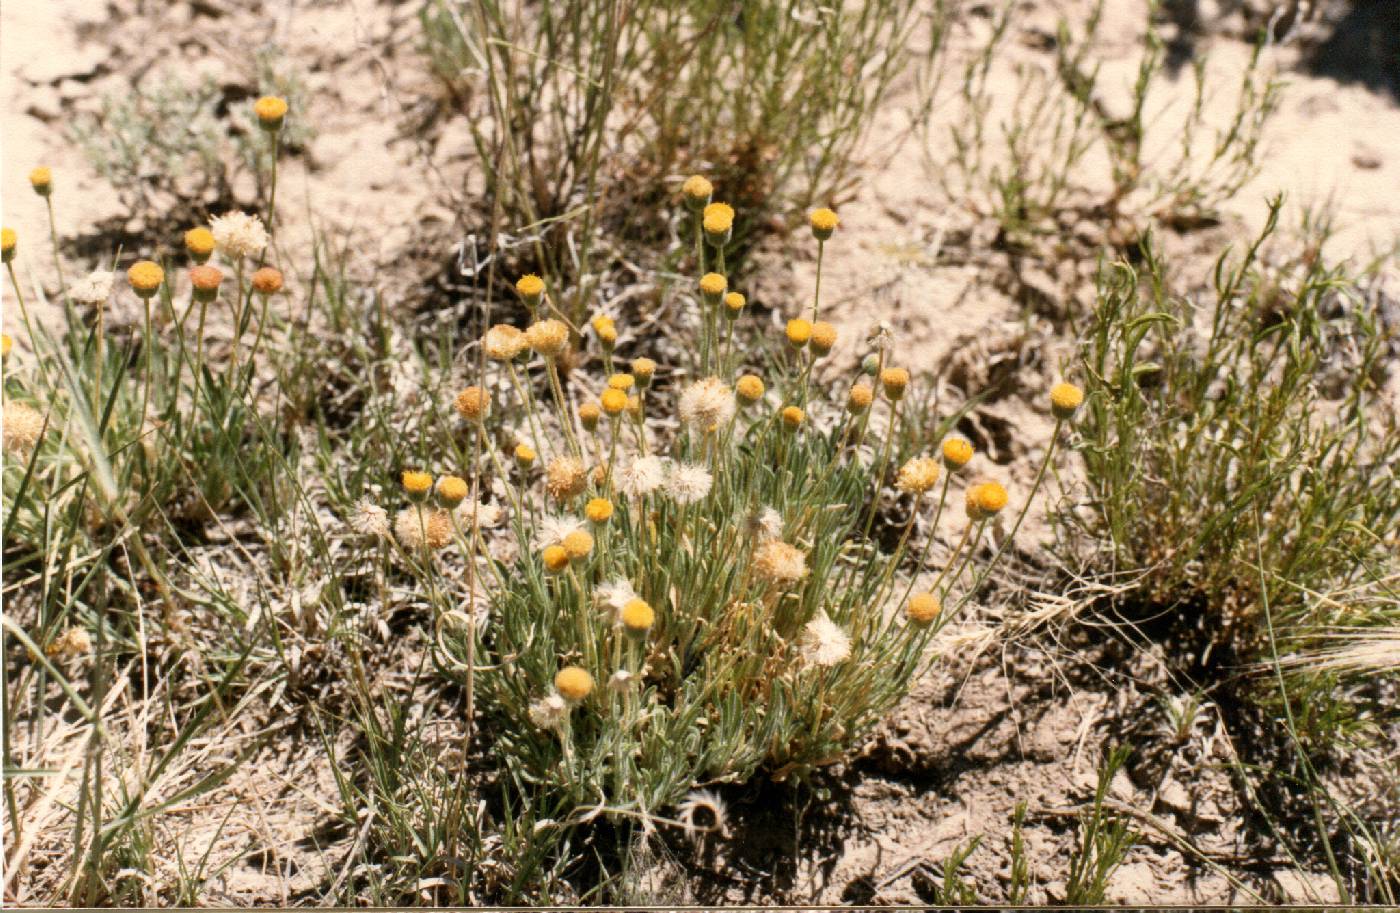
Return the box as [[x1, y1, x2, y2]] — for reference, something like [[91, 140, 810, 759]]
[[3, 0, 1396, 904]]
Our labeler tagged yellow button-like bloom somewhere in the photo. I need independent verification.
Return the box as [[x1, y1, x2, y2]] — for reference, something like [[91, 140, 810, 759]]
[[810, 321, 837, 356], [848, 382, 874, 412], [402, 470, 434, 502], [970, 481, 1008, 517], [702, 202, 735, 246], [735, 374, 764, 404], [253, 95, 288, 129], [941, 438, 974, 470], [906, 592, 941, 626], [562, 529, 594, 560], [785, 318, 812, 348], [681, 174, 713, 210], [585, 497, 613, 524], [515, 442, 537, 466], [810, 207, 839, 241], [184, 227, 215, 262], [579, 401, 601, 431], [607, 373, 635, 391], [591, 314, 617, 348], [516, 273, 545, 305], [189, 265, 223, 302], [600, 388, 628, 415], [435, 475, 469, 508], [542, 544, 570, 573], [127, 260, 165, 296], [555, 665, 594, 701], [880, 366, 910, 401], [28, 167, 52, 196], [1050, 381, 1084, 420], [631, 357, 657, 387], [780, 405, 804, 430], [1, 334, 12, 358], [699, 272, 727, 302], [1, 227, 16, 264], [621, 598, 655, 634], [723, 291, 746, 319]]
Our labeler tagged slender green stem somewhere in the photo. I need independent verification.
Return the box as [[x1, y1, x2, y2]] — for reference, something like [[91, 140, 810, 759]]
[[44, 196, 66, 298], [811, 240, 825, 323]]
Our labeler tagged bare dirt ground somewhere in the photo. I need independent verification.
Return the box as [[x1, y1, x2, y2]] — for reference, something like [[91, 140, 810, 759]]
[[3, 0, 1397, 904]]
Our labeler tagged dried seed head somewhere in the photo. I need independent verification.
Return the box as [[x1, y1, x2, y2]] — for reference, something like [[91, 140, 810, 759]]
[[209, 211, 269, 259], [798, 610, 851, 666], [754, 540, 808, 586], [848, 381, 874, 412], [529, 693, 567, 729], [394, 507, 453, 550], [678, 377, 735, 431], [546, 456, 587, 501], [617, 454, 665, 498], [665, 462, 713, 504], [454, 385, 490, 421], [251, 266, 284, 295], [69, 270, 115, 306], [562, 528, 594, 560], [526, 318, 568, 358], [483, 324, 526, 361], [896, 457, 941, 495], [348, 498, 390, 538], [3, 402, 45, 454]]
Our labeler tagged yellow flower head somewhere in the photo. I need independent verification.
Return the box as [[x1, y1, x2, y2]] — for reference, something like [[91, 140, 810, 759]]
[[525, 319, 569, 358], [906, 592, 941, 626], [631, 357, 657, 387], [455, 386, 490, 421], [941, 437, 974, 470], [607, 373, 635, 391], [515, 442, 537, 466], [735, 374, 765, 405], [810, 207, 839, 240], [585, 497, 614, 524], [810, 321, 837, 356], [435, 475, 469, 508], [184, 226, 215, 262], [723, 291, 746, 319], [699, 272, 727, 302], [1, 227, 15, 264], [848, 382, 874, 412], [621, 598, 655, 634], [542, 544, 570, 573], [402, 470, 434, 502], [600, 388, 628, 416], [254, 95, 288, 129], [562, 529, 594, 560], [251, 266, 284, 295], [1050, 381, 1084, 420], [591, 314, 617, 348], [966, 481, 1008, 521], [702, 202, 735, 246], [555, 665, 594, 702], [896, 457, 941, 495], [579, 401, 602, 431], [546, 456, 587, 501], [880, 366, 910, 401], [1, 334, 12, 358], [189, 265, 223, 302], [780, 405, 805, 430], [127, 260, 165, 296], [785, 318, 813, 348], [483, 324, 526, 361], [681, 174, 713, 210], [516, 273, 545, 305], [28, 167, 52, 196]]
